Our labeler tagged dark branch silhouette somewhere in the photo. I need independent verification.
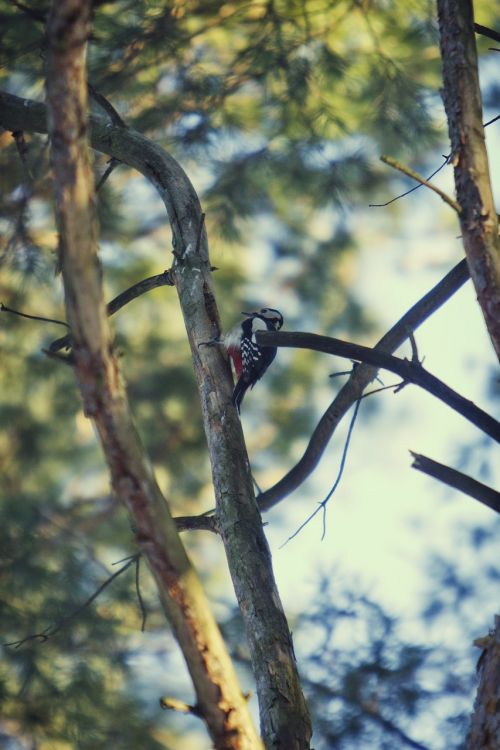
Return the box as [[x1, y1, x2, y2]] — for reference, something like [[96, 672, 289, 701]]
[[257, 329, 500, 442], [1, 302, 69, 329], [5, 555, 140, 649], [410, 452, 500, 514], [255, 259, 474, 512], [474, 22, 500, 43], [282, 399, 361, 545], [49, 269, 175, 352]]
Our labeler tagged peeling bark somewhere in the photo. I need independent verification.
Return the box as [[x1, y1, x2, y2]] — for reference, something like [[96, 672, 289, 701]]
[[437, 0, 500, 360], [467, 616, 500, 750], [43, 3, 261, 747]]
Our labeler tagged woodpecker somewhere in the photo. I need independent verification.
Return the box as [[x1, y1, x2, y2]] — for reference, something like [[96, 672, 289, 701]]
[[223, 308, 284, 412]]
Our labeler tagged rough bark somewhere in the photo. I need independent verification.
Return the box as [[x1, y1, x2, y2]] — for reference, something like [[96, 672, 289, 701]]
[[437, 0, 500, 360], [43, 3, 261, 748], [467, 615, 500, 750], [1, 79, 312, 750]]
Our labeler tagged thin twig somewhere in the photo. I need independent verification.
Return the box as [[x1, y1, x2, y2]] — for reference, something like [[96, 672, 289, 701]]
[[134, 555, 147, 632], [12, 130, 34, 180], [373, 155, 461, 213], [369, 154, 450, 208], [5, 555, 140, 648], [281, 399, 361, 546], [1, 302, 69, 328], [95, 157, 121, 192], [159, 696, 203, 718], [49, 269, 175, 352]]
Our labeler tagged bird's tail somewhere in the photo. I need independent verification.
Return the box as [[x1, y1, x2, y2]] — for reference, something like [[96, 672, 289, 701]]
[[232, 377, 250, 413]]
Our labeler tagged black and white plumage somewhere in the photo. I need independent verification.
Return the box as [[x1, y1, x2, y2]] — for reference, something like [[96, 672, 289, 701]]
[[224, 308, 284, 412]]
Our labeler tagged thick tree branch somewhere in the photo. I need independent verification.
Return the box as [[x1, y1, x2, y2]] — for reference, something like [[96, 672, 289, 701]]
[[438, 0, 500, 359], [256, 259, 471, 511], [43, 5, 260, 748], [0, 91, 312, 748], [257, 330, 500, 442], [410, 452, 500, 513]]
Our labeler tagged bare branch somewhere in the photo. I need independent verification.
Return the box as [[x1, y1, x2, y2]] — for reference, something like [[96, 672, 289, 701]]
[[49, 269, 175, 353], [375, 155, 461, 213], [474, 22, 500, 43], [254, 259, 470, 510], [410, 452, 500, 514], [0, 302, 69, 329], [369, 154, 451, 208], [5, 555, 139, 648], [257, 329, 500, 442], [282, 399, 361, 545], [174, 514, 218, 533]]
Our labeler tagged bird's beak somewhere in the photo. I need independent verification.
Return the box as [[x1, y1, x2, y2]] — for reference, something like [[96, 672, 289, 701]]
[[241, 311, 254, 316]]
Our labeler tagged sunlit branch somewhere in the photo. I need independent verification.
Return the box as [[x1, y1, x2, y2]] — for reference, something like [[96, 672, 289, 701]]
[[369, 154, 450, 208], [374, 155, 461, 213]]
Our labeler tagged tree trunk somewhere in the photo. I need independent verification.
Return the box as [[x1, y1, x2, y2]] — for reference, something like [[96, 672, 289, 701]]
[[437, 0, 500, 360], [467, 615, 500, 750], [44, 2, 262, 747]]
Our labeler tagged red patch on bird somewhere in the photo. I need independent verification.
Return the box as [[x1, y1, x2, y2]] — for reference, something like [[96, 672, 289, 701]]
[[228, 348, 243, 378]]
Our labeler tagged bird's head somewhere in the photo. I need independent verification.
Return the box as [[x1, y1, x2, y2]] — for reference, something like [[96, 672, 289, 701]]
[[241, 308, 284, 330]]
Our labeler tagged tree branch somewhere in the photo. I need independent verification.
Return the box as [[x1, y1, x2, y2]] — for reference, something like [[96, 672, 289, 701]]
[[438, 0, 500, 359], [474, 22, 500, 43], [48, 269, 175, 352], [410, 452, 500, 513], [0, 89, 311, 748], [376, 155, 461, 213], [256, 258, 471, 510], [43, 4, 261, 748], [257, 330, 500, 442]]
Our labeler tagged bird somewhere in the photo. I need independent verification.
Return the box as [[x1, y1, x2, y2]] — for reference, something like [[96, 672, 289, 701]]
[[223, 308, 284, 412]]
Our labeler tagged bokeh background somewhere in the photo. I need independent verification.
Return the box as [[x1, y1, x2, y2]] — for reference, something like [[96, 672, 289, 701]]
[[1, 2, 499, 748]]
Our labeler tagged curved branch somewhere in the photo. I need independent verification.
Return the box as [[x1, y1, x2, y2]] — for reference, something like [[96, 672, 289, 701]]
[[256, 258, 471, 511], [0, 89, 311, 748], [258, 329, 500, 442], [42, 12, 261, 746]]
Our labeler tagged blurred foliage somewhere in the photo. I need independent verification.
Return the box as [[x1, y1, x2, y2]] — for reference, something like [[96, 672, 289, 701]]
[[0, 0, 499, 748]]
